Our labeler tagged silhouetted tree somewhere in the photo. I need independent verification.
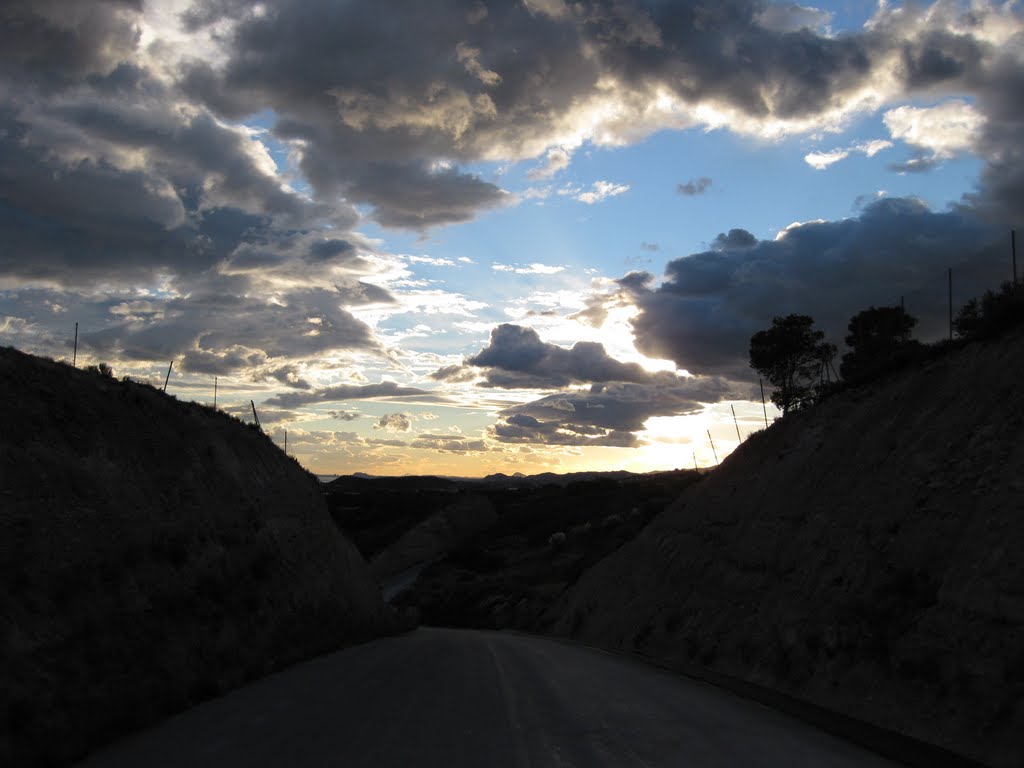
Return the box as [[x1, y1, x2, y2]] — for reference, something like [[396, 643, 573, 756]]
[[954, 281, 1024, 340], [840, 305, 919, 384], [85, 362, 114, 378], [749, 314, 834, 415]]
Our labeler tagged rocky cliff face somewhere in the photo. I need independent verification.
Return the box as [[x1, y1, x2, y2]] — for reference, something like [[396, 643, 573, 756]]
[[0, 348, 398, 767], [553, 329, 1024, 767]]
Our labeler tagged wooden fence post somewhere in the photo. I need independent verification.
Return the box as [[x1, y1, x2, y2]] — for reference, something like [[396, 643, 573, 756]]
[[948, 267, 953, 340], [759, 378, 769, 428]]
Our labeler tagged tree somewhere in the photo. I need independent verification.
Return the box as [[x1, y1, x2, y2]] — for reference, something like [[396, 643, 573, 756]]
[[85, 361, 114, 378], [954, 281, 1024, 340], [840, 305, 919, 384], [749, 314, 835, 415]]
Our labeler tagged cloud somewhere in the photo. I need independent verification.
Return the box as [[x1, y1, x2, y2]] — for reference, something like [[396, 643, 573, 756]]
[[804, 139, 893, 170], [491, 263, 565, 275], [409, 433, 491, 453], [329, 410, 363, 421], [408, 255, 457, 267], [447, 323, 671, 389], [755, 3, 832, 34], [3, 0, 1024, 426], [640, 241, 660, 252], [621, 197, 1006, 379], [527, 147, 572, 179], [885, 100, 984, 151], [568, 181, 630, 204], [374, 412, 412, 432], [677, 177, 713, 196], [711, 229, 757, 250], [82, 284, 383, 372], [804, 148, 850, 170], [491, 377, 737, 446], [265, 381, 449, 409]]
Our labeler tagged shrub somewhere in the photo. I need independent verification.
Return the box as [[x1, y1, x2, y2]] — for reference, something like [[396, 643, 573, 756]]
[[84, 362, 115, 378], [954, 281, 1024, 340]]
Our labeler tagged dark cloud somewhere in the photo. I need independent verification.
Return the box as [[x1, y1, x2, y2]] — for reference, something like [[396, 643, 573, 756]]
[[888, 154, 943, 174], [0, 0, 141, 88], [328, 410, 363, 422], [0, 54, 344, 286], [309, 238, 356, 261], [3, 0, 1024, 407], [265, 382, 448, 409], [491, 376, 737, 446], [678, 177, 713, 196], [263, 364, 313, 390], [461, 323, 655, 389], [175, 0, 944, 228], [82, 285, 380, 371], [625, 198, 1006, 378], [712, 228, 757, 249], [374, 412, 412, 433], [899, 29, 984, 90], [223, 404, 300, 425], [964, 46, 1024, 222], [430, 364, 479, 383], [409, 433, 491, 453]]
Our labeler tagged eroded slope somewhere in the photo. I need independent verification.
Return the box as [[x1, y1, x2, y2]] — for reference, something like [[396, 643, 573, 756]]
[[554, 330, 1024, 767], [0, 348, 397, 766]]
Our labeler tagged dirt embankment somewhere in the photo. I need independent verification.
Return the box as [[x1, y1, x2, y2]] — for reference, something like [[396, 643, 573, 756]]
[[552, 329, 1024, 767], [0, 347, 398, 767]]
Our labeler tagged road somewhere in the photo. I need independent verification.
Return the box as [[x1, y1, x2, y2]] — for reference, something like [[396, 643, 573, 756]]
[[79, 628, 898, 768]]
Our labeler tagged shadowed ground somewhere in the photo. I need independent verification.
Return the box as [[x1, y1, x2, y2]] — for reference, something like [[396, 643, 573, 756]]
[[79, 628, 897, 768]]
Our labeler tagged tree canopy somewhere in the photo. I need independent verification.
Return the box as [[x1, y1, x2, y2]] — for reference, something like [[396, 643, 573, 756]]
[[749, 314, 835, 415], [840, 305, 918, 384]]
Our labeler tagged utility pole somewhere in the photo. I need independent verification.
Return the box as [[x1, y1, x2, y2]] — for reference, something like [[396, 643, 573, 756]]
[[693, 452, 699, 473], [72, 322, 78, 367], [731, 404, 742, 443], [1013, 230, 1018, 285], [163, 360, 173, 392], [759, 378, 769, 428], [707, 430, 719, 466], [284, 430, 288, 455], [250, 400, 261, 431], [213, 377, 218, 410], [948, 267, 953, 341]]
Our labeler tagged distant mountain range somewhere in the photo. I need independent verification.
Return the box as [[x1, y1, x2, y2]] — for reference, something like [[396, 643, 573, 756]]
[[323, 468, 680, 489]]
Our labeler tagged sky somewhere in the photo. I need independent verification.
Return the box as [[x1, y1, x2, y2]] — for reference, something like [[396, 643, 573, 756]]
[[1, 0, 1021, 476]]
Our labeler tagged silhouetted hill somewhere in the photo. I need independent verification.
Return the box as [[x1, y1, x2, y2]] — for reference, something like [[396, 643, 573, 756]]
[[552, 327, 1024, 767], [0, 347, 399, 767]]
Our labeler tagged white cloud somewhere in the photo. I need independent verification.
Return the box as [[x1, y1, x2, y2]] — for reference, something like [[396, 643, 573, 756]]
[[573, 180, 630, 204], [804, 148, 850, 170], [407, 255, 456, 267], [527, 147, 572, 179], [455, 42, 502, 86], [883, 100, 985, 158], [492, 263, 566, 275], [756, 3, 832, 34], [857, 139, 893, 158], [519, 186, 553, 200], [804, 139, 893, 169]]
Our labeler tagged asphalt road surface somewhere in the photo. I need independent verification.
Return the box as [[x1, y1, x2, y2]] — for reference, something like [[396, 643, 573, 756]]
[[79, 628, 898, 768]]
